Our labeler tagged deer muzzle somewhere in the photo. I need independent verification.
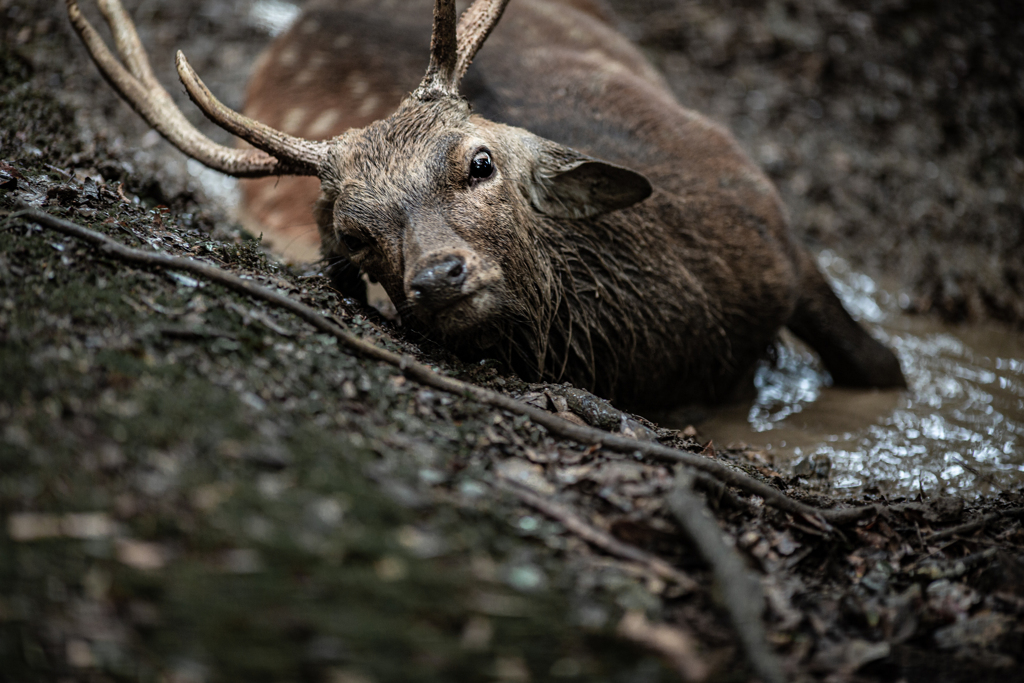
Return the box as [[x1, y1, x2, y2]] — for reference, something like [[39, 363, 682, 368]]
[[409, 252, 468, 311], [404, 247, 502, 332]]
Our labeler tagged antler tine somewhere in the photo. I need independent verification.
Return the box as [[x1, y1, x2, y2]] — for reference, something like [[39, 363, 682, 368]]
[[174, 53, 329, 176], [95, 0, 160, 90], [66, 0, 326, 178], [454, 0, 511, 82], [415, 0, 459, 98], [415, 0, 511, 99]]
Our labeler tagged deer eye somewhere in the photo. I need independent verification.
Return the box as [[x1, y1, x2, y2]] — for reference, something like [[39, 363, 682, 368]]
[[340, 232, 368, 253], [469, 150, 495, 182]]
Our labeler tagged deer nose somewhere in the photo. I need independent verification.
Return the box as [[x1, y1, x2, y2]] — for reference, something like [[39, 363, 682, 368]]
[[409, 254, 468, 309]]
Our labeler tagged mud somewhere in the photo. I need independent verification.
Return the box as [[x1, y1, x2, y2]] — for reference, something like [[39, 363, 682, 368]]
[[2, 1, 1024, 682], [695, 252, 1024, 497]]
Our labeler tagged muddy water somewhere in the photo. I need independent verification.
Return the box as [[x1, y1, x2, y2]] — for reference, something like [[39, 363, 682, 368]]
[[691, 252, 1024, 497]]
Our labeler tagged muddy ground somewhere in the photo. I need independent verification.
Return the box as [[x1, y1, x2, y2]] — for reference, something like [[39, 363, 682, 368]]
[[2, 0, 1024, 682]]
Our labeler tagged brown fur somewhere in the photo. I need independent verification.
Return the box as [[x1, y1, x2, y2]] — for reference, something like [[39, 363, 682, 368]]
[[242, 0, 905, 410]]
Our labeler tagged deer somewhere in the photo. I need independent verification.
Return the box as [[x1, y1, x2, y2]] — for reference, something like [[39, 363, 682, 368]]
[[66, 0, 906, 412]]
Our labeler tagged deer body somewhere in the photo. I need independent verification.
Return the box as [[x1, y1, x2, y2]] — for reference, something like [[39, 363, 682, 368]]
[[69, 0, 905, 411]]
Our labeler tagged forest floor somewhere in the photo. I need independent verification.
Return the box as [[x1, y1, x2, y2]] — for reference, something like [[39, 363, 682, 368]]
[[2, 1, 1023, 682]]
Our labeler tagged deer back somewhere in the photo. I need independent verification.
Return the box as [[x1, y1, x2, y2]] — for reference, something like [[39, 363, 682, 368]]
[[240, 0, 795, 404], [238, 0, 903, 408]]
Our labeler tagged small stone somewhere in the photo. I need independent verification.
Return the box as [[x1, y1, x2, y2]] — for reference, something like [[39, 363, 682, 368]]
[[396, 526, 444, 558], [220, 548, 264, 574], [507, 564, 545, 592], [374, 556, 407, 581], [116, 539, 166, 570], [63, 513, 114, 539], [66, 639, 95, 668], [460, 615, 493, 650], [494, 655, 530, 682], [458, 479, 488, 498], [7, 513, 62, 541]]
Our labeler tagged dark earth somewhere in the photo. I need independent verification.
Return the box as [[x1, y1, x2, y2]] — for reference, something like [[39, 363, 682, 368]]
[[2, 1, 1023, 682]]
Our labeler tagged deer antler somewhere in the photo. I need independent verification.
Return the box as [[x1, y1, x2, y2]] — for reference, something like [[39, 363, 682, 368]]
[[454, 0, 511, 82], [415, 0, 510, 98], [67, 0, 328, 178], [174, 53, 329, 175], [417, 0, 459, 97]]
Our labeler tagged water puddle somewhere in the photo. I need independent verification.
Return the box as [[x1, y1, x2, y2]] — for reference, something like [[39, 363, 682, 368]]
[[688, 252, 1024, 497], [248, 0, 301, 36]]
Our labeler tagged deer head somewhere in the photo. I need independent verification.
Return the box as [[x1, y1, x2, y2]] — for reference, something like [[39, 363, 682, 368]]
[[67, 0, 651, 342]]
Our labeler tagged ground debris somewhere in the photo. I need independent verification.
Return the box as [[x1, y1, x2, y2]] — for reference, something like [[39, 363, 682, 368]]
[[4, 169, 1024, 680], [3, 1, 1024, 681]]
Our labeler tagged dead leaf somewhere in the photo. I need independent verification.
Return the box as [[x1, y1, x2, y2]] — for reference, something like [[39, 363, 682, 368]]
[[554, 410, 588, 426], [495, 459, 556, 495], [617, 611, 708, 682]]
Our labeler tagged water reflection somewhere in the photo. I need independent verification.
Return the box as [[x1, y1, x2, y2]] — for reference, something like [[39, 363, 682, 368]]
[[692, 251, 1024, 497]]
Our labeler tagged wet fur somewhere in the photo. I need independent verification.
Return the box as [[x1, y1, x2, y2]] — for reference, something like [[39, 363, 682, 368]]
[[246, 0, 905, 410]]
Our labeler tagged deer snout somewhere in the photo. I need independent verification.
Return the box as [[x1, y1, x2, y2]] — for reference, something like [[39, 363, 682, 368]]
[[403, 248, 503, 330], [409, 253, 468, 311], [401, 205, 508, 321]]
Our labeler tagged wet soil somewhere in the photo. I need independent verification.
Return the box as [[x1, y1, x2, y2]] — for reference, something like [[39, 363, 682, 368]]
[[2, 1, 1024, 682]]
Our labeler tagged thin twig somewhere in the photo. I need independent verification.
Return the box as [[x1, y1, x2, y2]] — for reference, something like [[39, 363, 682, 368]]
[[17, 205, 877, 526], [910, 547, 999, 581], [495, 478, 698, 592], [691, 469, 753, 512], [667, 471, 785, 683], [922, 508, 1024, 544]]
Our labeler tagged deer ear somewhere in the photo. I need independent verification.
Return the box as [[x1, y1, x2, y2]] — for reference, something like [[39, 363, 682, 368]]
[[529, 143, 652, 219]]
